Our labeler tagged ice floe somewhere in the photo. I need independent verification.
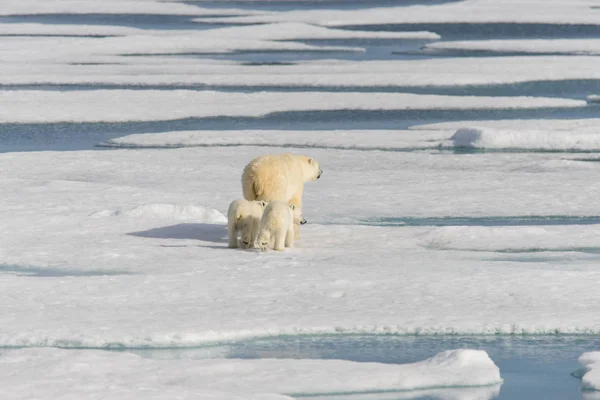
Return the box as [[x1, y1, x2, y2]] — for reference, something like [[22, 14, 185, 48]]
[[0, 347, 502, 399], [0, 90, 586, 123], [199, 21, 440, 40], [447, 126, 600, 151], [0, 0, 256, 16], [192, 0, 600, 26], [576, 352, 600, 392], [4, 56, 600, 87], [2, 147, 600, 347], [100, 129, 448, 150], [91, 203, 227, 222]]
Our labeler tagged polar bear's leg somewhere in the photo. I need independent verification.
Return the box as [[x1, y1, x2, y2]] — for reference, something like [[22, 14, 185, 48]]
[[273, 228, 286, 251], [249, 215, 261, 248], [289, 190, 303, 240], [285, 224, 295, 248], [228, 218, 238, 248], [242, 174, 257, 201]]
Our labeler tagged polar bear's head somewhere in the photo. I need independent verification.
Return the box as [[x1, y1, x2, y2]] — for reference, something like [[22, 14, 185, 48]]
[[297, 155, 322, 182], [257, 229, 271, 252], [289, 204, 307, 225]]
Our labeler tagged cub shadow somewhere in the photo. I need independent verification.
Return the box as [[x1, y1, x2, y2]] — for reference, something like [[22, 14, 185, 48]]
[[127, 223, 228, 243]]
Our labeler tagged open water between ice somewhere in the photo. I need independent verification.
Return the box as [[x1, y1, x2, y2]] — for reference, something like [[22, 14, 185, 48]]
[[116, 334, 599, 400]]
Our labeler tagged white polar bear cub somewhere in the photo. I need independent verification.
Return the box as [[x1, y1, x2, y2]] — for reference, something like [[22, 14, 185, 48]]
[[257, 201, 306, 252], [227, 199, 268, 249]]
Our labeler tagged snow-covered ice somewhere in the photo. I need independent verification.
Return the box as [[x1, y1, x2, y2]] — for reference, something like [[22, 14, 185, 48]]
[[199, 22, 440, 40], [103, 127, 600, 153], [576, 352, 600, 392], [588, 95, 600, 104], [2, 146, 600, 349], [5, 56, 600, 87], [192, 0, 600, 26], [0, 90, 584, 123], [101, 129, 449, 150], [0, 0, 256, 16], [413, 119, 600, 133], [447, 127, 600, 151], [0, 347, 501, 400], [91, 203, 228, 222]]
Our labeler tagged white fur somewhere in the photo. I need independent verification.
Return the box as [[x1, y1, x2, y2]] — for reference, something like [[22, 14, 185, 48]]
[[241, 153, 321, 239], [227, 199, 268, 249], [257, 201, 305, 252]]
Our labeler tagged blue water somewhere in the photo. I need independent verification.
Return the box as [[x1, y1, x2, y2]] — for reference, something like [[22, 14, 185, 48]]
[[0, 264, 132, 277], [187, 0, 461, 12], [3, 79, 599, 99], [121, 334, 598, 399], [337, 23, 600, 40], [1, 107, 597, 153], [361, 215, 600, 227], [0, 14, 236, 30]]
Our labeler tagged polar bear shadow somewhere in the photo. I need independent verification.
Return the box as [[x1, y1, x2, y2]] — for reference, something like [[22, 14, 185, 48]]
[[127, 223, 228, 243]]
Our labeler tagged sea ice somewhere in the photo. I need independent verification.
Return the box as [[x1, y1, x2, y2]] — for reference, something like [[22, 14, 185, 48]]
[[0, 90, 585, 123], [1, 147, 600, 348], [100, 129, 448, 150], [447, 127, 600, 151], [578, 352, 600, 391], [0, 347, 502, 399]]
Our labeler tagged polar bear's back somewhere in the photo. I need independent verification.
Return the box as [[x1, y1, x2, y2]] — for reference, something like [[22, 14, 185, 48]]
[[261, 201, 292, 231], [242, 154, 306, 202], [228, 199, 264, 223]]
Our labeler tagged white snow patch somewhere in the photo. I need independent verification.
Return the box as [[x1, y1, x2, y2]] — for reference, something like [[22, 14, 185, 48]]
[[588, 95, 600, 104], [0, 35, 362, 65], [4, 56, 600, 87], [92, 204, 227, 223], [578, 352, 600, 391], [412, 119, 600, 133], [196, 21, 440, 40], [0, 347, 502, 399], [0, 0, 256, 16], [0, 90, 585, 123], [101, 129, 447, 150], [418, 225, 600, 252], [447, 127, 600, 151], [192, 0, 600, 26]]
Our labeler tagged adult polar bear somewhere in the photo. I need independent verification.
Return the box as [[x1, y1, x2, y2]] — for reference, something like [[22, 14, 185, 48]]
[[242, 153, 322, 239]]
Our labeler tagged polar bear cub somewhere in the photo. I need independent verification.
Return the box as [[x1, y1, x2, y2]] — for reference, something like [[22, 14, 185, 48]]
[[257, 201, 306, 252], [227, 199, 268, 249]]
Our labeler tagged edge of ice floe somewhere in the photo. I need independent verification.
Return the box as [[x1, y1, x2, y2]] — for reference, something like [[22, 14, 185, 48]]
[[0, 347, 503, 397], [444, 126, 600, 151], [573, 352, 600, 392], [5, 326, 600, 350], [97, 129, 445, 152]]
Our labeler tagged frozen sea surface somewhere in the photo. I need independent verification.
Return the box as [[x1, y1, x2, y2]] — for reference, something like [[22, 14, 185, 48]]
[[122, 335, 600, 400], [3, 1, 600, 399]]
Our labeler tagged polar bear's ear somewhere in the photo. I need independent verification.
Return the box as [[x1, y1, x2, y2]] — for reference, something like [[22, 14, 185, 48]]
[[289, 204, 296, 210], [308, 158, 316, 165]]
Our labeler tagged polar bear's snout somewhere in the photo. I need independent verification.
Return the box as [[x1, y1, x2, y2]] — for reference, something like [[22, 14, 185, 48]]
[[317, 168, 323, 179], [300, 218, 307, 225]]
